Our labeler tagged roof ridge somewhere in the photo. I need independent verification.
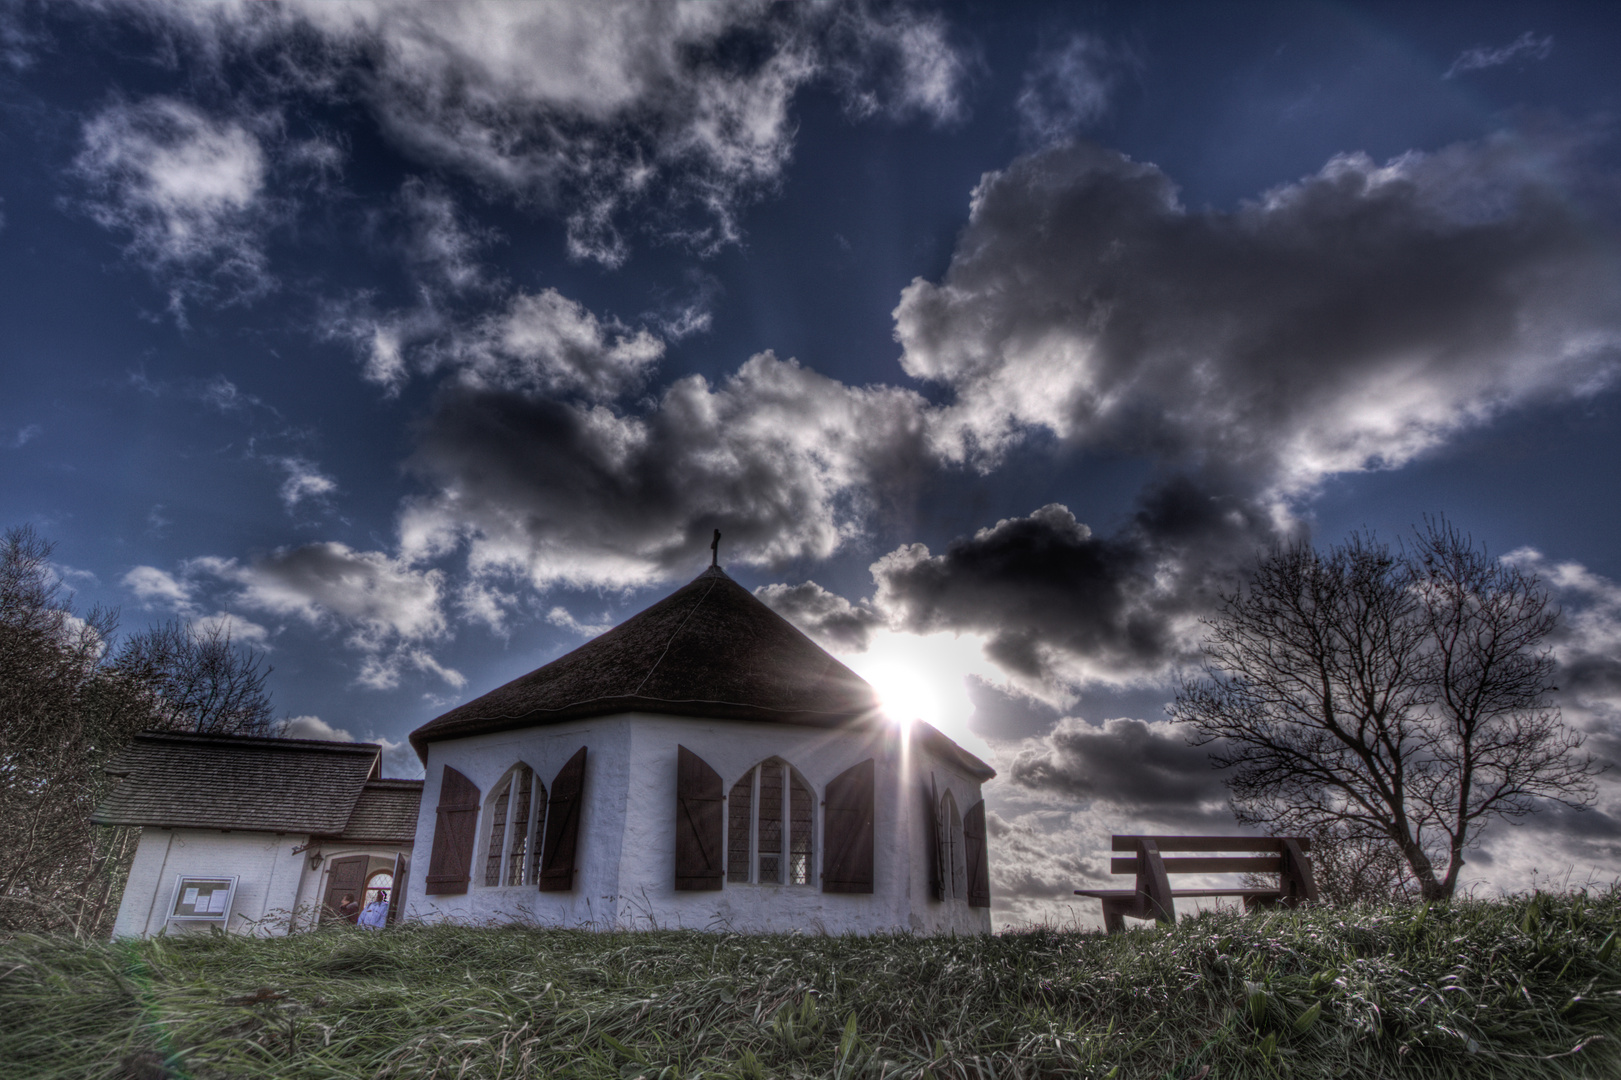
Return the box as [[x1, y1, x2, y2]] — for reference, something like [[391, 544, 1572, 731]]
[[132, 729, 382, 753]]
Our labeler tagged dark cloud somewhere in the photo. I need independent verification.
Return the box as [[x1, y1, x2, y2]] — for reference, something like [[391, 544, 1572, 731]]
[[401, 351, 933, 589], [1007, 716, 1230, 818], [965, 675, 1061, 740], [872, 479, 1285, 690], [755, 580, 886, 652], [895, 133, 1621, 492]]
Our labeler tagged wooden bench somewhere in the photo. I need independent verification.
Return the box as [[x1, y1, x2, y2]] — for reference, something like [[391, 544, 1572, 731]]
[[1075, 835, 1318, 934]]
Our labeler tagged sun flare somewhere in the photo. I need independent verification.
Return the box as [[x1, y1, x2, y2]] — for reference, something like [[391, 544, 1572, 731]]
[[863, 660, 940, 728]]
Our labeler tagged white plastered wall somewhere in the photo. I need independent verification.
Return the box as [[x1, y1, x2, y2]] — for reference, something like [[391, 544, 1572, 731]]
[[111, 827, 309, 938], [405, 714, 990, 934]]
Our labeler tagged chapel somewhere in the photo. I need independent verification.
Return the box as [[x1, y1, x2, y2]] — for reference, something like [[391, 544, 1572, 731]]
[[403, 562, 996, 934]]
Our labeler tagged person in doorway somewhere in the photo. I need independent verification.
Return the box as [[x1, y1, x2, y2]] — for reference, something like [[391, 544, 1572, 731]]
[[358, 889, 389, 930], [336, 893, 359, 923]]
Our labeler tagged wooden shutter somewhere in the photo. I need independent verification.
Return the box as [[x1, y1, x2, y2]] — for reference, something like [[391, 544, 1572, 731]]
[[386, 853, 409, 924], [964, 799, 990, 908], [424, 766, 481, 895], [675, 745, 724, 891], [822, 759, 875, 894], [925, 774, 945, 901], [538, 747, 587, 892], [324, 855, 368, 920]]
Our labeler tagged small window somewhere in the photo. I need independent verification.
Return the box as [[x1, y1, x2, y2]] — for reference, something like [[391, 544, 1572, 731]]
[[727, 759, 814, 885], [483, 764, 546, 887]]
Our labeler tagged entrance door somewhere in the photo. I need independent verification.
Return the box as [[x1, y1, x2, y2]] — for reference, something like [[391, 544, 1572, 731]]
[[323, 856, 367, 923]]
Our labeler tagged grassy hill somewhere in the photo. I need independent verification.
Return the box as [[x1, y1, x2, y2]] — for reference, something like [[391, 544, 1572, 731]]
[[3, 891, 1619, 1079]]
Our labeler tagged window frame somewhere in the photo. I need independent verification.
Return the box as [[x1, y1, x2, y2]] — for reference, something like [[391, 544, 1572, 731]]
[[480, 763, 547, 888], [726, 758, 816, 887]]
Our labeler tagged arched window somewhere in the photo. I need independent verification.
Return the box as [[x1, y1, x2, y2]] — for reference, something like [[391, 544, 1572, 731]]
[[483, 764, 547, 887], [727, 758, 814, 885]]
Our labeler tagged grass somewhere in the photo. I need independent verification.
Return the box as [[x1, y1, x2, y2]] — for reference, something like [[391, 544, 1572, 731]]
[[3, 891, 1621, 1079]]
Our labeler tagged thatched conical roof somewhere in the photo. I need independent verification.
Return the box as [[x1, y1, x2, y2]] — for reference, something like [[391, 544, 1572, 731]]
[[409, 566, 881, 759]]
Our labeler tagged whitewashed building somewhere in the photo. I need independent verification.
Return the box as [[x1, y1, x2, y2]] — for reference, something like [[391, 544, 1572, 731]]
[[95, 732, 420, 937], [404, 564, 996, 934]]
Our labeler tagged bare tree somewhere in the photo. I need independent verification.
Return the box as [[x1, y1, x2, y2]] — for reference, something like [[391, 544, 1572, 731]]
[[1172, 520, 1598, 903], [113, 619, 274, 735]]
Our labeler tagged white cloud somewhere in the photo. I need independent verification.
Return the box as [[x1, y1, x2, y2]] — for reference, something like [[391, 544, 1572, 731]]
[[74, 96, 274, 309], [11, 423, 41, 448], [187, 542, 462, 690], [1015, 34, 1120, 145], [195, 542, 446, 644], [104, 0, 969, 264], [122, 564, 195, 609], [280, 714, 355, 741], [1445, 31, 1554, 79], [546, 605, 614, 639], [399, 177, 496, 293], [191, 609, 271, 646], [435, 288, 664, 402], [273, 456, 338, 510]]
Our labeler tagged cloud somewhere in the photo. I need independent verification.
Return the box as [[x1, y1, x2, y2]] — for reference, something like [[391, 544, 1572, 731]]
[[195, 542, 445, 641], [398, 177, 497, 293], [756, 580, 887, 652], [1006, 715, 1231, 820], [273, 456, 338, 510], [190, 609, 271, 646], [399, 350, 932, 590], [190, 542, 462, 689], [1015, 34, 1123, 145], [871, 483, 1285, 696], [11, 423, 42, 448], [280, 714, 355, 741], [894, 133, 1621, 495], [74, 97, 274, 310], [1445, 32, 1554, 79], [115, 0, 969, 265], [546, 605, 614, 639], [123, 565, 194, 609], [434, 288, 665, 401]]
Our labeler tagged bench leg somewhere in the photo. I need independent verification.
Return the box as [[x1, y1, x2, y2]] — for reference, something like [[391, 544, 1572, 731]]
[[1101, 897, 1130, 935]]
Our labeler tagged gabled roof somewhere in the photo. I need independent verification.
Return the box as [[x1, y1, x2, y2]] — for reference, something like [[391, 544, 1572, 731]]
[[410, 566, 882, 758], [339, 779, 425, 843], [94, 731, 388, 835]]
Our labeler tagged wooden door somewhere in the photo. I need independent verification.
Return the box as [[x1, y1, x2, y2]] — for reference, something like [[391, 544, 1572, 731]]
[[323, 855, 367, 923]]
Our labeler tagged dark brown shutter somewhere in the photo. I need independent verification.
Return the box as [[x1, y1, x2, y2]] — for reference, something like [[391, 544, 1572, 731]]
[[964, 799, 990, 908], [424, 766, 480, 895], [925, 774, 945, 901], [675, 745, 724, 891], [538, 747, 587, 892], [387, 852, 409, 924], [822, 759, 875, 894], [324, 854, 368, 920]]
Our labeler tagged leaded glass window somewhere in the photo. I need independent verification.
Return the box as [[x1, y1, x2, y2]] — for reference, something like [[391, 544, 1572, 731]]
[[726, 759, 814, 885]]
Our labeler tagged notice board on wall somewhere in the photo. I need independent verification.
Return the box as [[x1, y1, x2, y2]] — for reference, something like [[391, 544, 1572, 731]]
[[168, 876, 237, 921]]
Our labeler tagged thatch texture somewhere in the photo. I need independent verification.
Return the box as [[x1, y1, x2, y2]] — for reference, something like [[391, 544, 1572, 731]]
[[411, 567, 882, 758]]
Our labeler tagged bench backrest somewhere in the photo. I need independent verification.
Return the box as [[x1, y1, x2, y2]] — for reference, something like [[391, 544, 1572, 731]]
[[1111, 834, 1318, 907]]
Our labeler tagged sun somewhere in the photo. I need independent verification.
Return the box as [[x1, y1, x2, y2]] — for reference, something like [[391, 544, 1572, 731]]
[[862, 660, 940, 728]]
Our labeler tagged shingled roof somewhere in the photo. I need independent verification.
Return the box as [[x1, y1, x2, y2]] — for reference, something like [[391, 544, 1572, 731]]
[[339, 779, 425, 843], [94, 731, 385, 835], [410, 565, 883, 758]]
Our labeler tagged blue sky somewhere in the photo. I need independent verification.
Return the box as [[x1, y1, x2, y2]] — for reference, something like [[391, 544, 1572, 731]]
[[5, 1, 1621, 924]]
